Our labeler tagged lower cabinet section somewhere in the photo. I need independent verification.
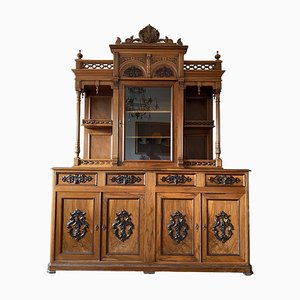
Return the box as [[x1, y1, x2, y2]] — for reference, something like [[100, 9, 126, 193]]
[[49, 170, 252, 275]]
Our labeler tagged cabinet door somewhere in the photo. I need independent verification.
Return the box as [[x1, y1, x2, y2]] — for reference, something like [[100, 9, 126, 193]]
[[101, 193, 144, 261], [202, 193, 247, 263], [156, 193, 200, 262], [55, 192, 100, 260]]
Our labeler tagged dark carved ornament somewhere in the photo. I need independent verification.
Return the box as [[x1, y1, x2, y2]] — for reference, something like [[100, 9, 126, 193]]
[[112, 209, 135, 242], [62, 174, 93, 184], [154, 66, 174, 77], [116, 24, 183, 45], [168, 211, 189, 243], [110, 174, 142, 185], [212, 211, 234, 243], [123, 66, 144, 77], [209, 175, 240, 185], [66, 209, 89, 241], [161, 174, 192, 185]]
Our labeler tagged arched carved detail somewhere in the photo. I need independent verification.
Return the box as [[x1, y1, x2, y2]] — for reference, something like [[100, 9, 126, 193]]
[[151, 63, 177, 78], [120, 63, 146, 78]]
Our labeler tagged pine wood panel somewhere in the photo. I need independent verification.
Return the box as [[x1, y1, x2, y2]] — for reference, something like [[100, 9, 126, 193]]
[[54, 192, 100, 260], [101, 193, 144, 261]]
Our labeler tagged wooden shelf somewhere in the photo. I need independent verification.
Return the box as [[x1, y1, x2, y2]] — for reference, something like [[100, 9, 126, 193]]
[[126, 111, 171, 113], [82, 119, 113, 129]]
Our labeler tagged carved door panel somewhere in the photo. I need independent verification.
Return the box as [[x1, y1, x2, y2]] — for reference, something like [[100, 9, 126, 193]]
[[156, 193, 200, 262], [101, 193, 144, 261], [202, 193, 247, 263], [55, 192, 100, 261]]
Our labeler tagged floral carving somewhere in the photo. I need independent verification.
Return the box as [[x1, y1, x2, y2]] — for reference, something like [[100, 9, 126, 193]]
[[161, 174, 192, 185], [168, 211, 188, 243], [212, 211, 234, 243], [123, 66, 144, 77], [154, 66, 174, 77], [112, 209, 135, 242], [61, 174, 93, 184], [66, 209, 89, 241], [110, 174, 142, 185], [209, 175, 240, 185]]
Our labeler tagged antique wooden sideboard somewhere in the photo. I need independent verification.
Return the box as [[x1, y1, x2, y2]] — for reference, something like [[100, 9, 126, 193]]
[[48, 25, 253, 275]]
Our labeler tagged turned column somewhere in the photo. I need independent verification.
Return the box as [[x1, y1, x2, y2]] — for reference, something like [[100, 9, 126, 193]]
[[213, 89, 222, 167], [74, 90, 81, 165]]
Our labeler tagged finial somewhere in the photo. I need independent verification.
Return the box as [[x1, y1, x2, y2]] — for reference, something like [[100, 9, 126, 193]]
[[215, 51, 221, 60], [177, 38, 183, 46], [115, 37, 121, 44], [77, 50, 83, 59]]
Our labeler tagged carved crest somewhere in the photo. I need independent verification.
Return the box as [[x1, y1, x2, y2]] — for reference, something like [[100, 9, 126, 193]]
[[168, 211, 189, 243], [112, 209, 135, 242], [66, 209, 89, 241], [139, 24, 160, 43], [212, 211, 234, 243]]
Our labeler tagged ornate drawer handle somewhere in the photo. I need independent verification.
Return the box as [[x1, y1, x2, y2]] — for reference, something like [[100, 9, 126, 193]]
[[161, 174, 192, 184], [62, 174, 93, 184], [209, 175, 240, 185], [110, 174, 142, 185]]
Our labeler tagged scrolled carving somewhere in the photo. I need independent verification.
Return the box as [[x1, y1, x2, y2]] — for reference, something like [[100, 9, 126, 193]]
[[209, 175, 240, 185], [112, 209, 134, 242], [212, 211, 234, 243], [66, 209, 89, 241], [123, 66, 144, 77], [153, 66, 174, 77], [110, 175, 142, 185], [161, 174, 192, 185], [168, 211, 188, 243], [61, 174, 93, 184]]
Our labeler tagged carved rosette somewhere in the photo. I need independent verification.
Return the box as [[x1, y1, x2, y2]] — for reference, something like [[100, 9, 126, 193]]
[[209, 175, 240, 185], [66, 209, 89, 241], [123, 66, 144, 77], [161, 174, 192, 185], [153, 66, 174, 77], [110, 175, 142, 185], [62, 174, 93, 184], [112, 209, 134, 242], [212, 211, 234, 243], [168, 211, 188, 243]]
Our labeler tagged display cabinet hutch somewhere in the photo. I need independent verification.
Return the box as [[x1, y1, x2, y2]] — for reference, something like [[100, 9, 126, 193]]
[[48, 25, 252, 275]]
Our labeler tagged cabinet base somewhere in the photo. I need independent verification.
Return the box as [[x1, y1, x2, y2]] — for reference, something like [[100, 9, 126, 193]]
[[48, 262, 253, 275]]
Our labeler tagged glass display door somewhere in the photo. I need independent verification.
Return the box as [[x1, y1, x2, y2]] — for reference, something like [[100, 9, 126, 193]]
[[124, 86, 172, 161]]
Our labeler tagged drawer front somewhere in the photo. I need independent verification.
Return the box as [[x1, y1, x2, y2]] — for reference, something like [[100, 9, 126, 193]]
[[205, 174, 244, 187], [157, 173, 195, 186], [106, 173, 145, 185], [56, 172, 98, 186]]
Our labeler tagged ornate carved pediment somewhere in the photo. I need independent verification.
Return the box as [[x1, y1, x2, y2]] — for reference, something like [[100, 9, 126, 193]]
[[116, 24, 183, 45]]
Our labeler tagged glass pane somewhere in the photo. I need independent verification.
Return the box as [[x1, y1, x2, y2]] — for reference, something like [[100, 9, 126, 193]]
[[124, 87, 172, 160]]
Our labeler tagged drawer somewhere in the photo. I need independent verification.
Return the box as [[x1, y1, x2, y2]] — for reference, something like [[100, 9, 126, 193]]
[[157, 173, 195, 186], [106, 173, 145, 185], [205, 174, 244, 186], [56, 172, 98, 186]]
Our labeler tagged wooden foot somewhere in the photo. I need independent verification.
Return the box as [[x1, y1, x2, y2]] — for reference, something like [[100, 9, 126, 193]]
[[143, 271, 155, 274], [47, 264, 56, 274], [243, 265, 253, 276]]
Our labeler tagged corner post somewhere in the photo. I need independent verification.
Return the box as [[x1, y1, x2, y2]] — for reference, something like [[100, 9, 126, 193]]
[[74, 90, 81, 165], [213, 89, 222, 167]]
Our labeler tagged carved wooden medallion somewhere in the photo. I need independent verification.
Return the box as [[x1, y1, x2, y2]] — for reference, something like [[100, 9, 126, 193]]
[[168, 211, 189, 243], [212, 211, 234, 243], [66, 209, 89, 241], [112, 209, 135, 242]]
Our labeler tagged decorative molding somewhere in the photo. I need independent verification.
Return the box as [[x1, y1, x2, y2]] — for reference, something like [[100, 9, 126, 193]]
[[183, 160, 216, 167], [123, 66, 144, 77], [81, 61, 113, 70], [161, 174, 192, 185], [112, 209, 135, 242], [168, 211, 188, 243], [82, 119, 113, 125], [209, 175, 241, 185], [184, 62, 215, 71], [212, 211, 234, 243], [184, 120, 214, 127], [120, 56, 146, 65], [151, 56, 178, 64], [119, 24, 182, 45], [61, 174, 93, 184], [110, 174, 142, 185], [66, 209, 89, 241], [78, 159, 112, 165], [153, 66, 174, 77]]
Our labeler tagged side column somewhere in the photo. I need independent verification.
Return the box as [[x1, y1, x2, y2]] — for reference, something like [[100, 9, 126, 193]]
[[74, 90, 81, 165], [213, 89, 222, 167]]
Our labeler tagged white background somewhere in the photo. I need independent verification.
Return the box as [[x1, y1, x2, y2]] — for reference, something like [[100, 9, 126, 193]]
[[1, 0, 299, 298]]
